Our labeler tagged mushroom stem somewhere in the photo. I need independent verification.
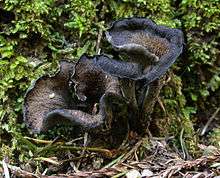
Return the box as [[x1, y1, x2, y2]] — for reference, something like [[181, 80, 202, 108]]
[[119, 78, 138, 109], [118, 78, 140, 130], [141, 78, 165, 123]]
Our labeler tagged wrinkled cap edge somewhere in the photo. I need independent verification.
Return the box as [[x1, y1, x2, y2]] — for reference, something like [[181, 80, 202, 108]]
[[23, 60, 75, 133]]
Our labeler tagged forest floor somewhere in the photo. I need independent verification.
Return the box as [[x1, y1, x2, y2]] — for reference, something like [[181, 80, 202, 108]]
[[1, 133, 220, 178]]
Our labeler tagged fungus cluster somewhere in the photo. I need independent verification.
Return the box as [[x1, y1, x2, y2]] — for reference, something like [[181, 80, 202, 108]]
[[23, 17, 183, 145]]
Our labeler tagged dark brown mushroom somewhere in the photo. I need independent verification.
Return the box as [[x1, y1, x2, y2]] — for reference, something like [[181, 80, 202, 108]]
[[23, 56, 129, 139], [91, 18, 184, 129], [94, 17, 184, 85], [65, 54, 128, 133], [23, 17, 184, 143], [72, 55, 121, 105], [23, 60, 76, 133]]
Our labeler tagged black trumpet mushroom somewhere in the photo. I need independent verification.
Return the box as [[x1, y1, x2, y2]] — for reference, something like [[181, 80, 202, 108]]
[[23, 56, 129, 141], [98, 17, 184, 84], [23, 17, 184, 144], [23, 60, 75, 133], [92, 17, 184, 127]]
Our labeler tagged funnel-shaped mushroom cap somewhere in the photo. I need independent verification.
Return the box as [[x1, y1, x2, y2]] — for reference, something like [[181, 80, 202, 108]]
[[43, 55, 126, 133], [99, 17, 184, 84], [23, 56, 128, 134], [23, 60, 75, 133], [93, 54, 142, 80], [43, 91, 128, 133], [73, 55, 121, 102]]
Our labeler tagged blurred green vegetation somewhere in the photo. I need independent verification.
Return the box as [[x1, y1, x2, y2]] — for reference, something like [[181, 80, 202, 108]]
[[0, 0, 219, 165]]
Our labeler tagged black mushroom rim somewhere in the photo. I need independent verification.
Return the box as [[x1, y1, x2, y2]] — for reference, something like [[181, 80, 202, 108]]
[[23, 60, 75, 133], [96, 17, 184, 84], [23, 56, 128, 133]]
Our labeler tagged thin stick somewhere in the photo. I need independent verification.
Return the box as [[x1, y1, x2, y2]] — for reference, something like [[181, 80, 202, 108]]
[[34, 157, 60, 165], [157, 96, 166, 114], [96, 28, 103, 54], [37, 145, 112, 158], [201, 107, 220, 136], [103, 154, 125, 168], [24, 137, 63, 145], [0, 161, 40, 178], [118, 139, 143, 164], [76, 132, 88, 169], [111, 171, 128, 178]]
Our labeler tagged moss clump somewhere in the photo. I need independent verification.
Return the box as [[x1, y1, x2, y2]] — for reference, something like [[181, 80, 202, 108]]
[[209, 128, 220, 148], [150, 72, 197, 154]]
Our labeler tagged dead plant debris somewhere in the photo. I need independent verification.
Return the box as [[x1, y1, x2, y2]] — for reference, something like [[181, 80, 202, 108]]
[[1, 139, 219, 178]]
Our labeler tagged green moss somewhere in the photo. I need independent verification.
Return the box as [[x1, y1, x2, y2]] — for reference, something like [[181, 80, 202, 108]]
[[151, 72, 197, 154], [210, 128, 220, 148], [0, 144, 13, 160]]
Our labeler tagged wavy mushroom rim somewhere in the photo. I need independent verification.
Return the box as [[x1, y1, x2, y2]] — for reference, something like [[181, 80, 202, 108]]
[[40, 92, 128, 132], [92, 54, 143, 80], [72, 54, 121, 101], [106, 17, 183, 47], [104, 17, 184, 83], [23, 60, 76, 133], [23, 56, 127, 134]]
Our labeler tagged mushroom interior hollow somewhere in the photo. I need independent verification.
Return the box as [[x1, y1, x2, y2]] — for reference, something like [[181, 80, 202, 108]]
[[130, 31, 170, 58], [73, 59, 112, 115], [77, 71, 106, 100], [109, 30, 170, 58]]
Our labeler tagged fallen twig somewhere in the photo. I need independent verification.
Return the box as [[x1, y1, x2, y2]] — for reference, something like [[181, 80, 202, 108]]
[[24, 137, 64, 145], [37, 144, 113, 158], [160, 153, 220, 178], [201, 107, 220, 136], [34, 157, 60, 166], [118, 139, 143, 164], [0, 161, 40, 178], [103, 154, 125, 168]]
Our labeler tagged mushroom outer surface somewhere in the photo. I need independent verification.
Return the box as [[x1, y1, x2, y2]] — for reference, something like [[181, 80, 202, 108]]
[[100, 17, 184, 84], [23, 60, 75, 133]]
